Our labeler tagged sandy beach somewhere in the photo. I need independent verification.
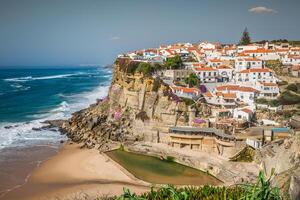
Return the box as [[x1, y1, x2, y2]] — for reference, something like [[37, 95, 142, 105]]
[[1, 143, 149, 200]]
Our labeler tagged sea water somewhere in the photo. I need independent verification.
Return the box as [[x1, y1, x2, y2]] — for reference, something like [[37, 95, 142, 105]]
[[0, 66, 111, 195], [0, 66, 111, 148]]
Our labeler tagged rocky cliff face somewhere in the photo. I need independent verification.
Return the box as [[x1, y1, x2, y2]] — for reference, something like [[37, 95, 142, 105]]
[[58, 62, 191, 151], [255, 132, 300, 199]]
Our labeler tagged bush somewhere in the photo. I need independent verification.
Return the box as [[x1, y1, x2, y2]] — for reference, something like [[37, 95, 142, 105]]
[[181, 98, 194, 106], [286, 83, 298, 92], [117, 171, 281, 200], [165, 156, 175, 162], [165, 55, 183, 70], [279, 91, 300, 105], [136, 62, 153, 75], [278, 81, 288, 86], [152, 77, 161, 92], [184, 73, 200, 87]]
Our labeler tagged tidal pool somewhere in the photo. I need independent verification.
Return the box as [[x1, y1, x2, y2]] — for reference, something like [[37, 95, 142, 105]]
[[106, 150, 222, 186]]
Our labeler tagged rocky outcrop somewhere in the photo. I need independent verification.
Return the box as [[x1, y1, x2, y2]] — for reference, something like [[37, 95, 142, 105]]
[[255, 132, 300, 199]]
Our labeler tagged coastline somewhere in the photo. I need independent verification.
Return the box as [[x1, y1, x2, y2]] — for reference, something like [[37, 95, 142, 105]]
[[1, 142, 149, 200]]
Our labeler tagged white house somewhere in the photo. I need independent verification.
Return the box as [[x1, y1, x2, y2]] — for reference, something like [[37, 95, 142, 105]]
[[216, 65, 234, 82], [233, 107, 254, 121], [242, 49, 280, 60], [235, 58, 263, 71], [281, 55, 300, 65], [236, 68, 277, 83], [215, 85, 259, 106], [171, 86, 201, 100], [207, 58, 223, 67], [256, 82, 280, 99], [193, 67, 218, 83], [237, 44, 259, 53]]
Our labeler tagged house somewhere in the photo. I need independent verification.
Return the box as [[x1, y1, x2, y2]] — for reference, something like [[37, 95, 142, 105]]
[[216, 65, 234, 82], [193, 67, 218, 83], [236, 68, 277, 83], [163, 69, 193, 81], [242, 49, 280, 60], [233, 107, 254, 121], [170, 86, 201, 100], [237, 44, 259, 53], [282, 55, 300, 65], [256, 82, 280, 99], [235, 58, 263, 71], [215, 85, 259, 106], [143, 49, 158, 59], [291, 65, 300, 77], [207, 58, 223, 67]]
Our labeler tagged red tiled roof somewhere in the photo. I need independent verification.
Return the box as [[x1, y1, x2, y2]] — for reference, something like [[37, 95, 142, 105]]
[[239, 68, 271, 73], [194, 67, 217, 71], [223, 93, 237, 99], [241, 108, 253, 114]]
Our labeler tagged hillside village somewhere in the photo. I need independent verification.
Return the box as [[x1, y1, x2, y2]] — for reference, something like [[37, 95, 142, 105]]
[[116, 39, 300, 152]]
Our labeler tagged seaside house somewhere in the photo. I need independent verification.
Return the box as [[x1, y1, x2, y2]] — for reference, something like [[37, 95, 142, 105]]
[[193, 67, 218, 83], [256, 82, 280, 99], [236, 68, 277, 83], [235, 58, 263, 71], [170, 86, 201, 100]]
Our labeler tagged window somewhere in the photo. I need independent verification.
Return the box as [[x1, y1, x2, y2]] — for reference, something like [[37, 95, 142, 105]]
[[208, 72, 211, 76]]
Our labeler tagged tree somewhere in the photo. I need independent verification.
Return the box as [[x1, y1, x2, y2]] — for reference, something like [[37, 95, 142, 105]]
[[184, 73, 200, 87], [239, 27, 251, 45], [136, 62, 153, 75], [165, 55, 183, 69]]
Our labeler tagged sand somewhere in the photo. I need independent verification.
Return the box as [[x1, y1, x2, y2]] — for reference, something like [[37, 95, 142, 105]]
[[1, 143, 149, 200]]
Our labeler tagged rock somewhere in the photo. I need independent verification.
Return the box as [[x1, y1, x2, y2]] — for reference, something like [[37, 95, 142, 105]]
[[289, 175, 300, 200]]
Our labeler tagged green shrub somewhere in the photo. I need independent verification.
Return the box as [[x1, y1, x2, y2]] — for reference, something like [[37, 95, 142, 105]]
[[165, 156, 175, 162], [117, 171, 281, 200], [286, 84, 298, 92], [165, 55, 183, 70], [184, 73, 200, 87], [152, 77, 161, 92], [279, 91, 300, 105], [181, 98, 194, 106], [136, 62, 154, 75], [278, 81, 288, 86]]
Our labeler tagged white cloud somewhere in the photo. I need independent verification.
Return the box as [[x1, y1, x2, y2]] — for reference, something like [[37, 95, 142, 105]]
[[249, 6, 277, 14], [110, 36, 121, 40]]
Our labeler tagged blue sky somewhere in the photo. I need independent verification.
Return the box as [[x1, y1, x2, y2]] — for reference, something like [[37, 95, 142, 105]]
[[0, 0, 299, 67]]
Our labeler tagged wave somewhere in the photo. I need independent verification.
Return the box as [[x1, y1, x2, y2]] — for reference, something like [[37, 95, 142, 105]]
[[0, 83, 110, 149], [3, 73, 85, 82]]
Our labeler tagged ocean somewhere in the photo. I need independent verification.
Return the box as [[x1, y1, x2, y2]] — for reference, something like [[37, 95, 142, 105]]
[[0, 66, 111, 196]]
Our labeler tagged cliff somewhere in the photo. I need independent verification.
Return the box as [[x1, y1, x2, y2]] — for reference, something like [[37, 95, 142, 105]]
[[59, 60, 191, 151]]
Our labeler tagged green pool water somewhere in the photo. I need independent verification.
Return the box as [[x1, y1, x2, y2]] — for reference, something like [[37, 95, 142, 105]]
[[106, 150, 222, 186]]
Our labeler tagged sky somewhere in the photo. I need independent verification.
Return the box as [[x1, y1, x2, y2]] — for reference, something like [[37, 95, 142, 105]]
[[0, 0, 299, 67]]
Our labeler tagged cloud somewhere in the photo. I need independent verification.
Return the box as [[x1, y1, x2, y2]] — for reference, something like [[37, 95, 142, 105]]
[[110, 36, 121, 40], [249, 6, 277, 14]]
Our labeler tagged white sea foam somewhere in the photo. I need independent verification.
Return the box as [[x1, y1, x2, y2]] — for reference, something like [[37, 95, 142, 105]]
[[0, 83, 110, 149], [3, 72, 89, 82]]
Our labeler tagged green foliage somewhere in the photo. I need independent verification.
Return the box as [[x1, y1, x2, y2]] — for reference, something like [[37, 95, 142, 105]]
[[117, 170, 282, 200], [286, 83, 300, 93], [265, 60, 283, 75], [165, 156, 175, 162], [230, 146, 255, 162], [181, 98, 194, 106], [241, 170, 281, 200], [184, 73, 200, 87], [239, 27, 251, 45], [136, 62, 154, 75], [152, 77, 161, 92], [165, 56, 183, 70], [278, 81, 288, 86], [255, 98, 280, 107], [279, 91, 300, 105]]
